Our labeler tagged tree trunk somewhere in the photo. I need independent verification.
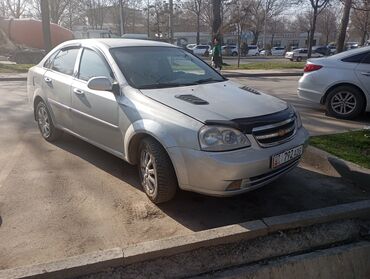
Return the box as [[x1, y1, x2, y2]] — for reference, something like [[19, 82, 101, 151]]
[[252, 31, 259, 45], [212, 0, 221, 40], [307, 8, 318, 58], [360, 11, 369, 46], [40, 0, 52, 52], [196, 12, 200, 44], [337, 0, 352, 53]]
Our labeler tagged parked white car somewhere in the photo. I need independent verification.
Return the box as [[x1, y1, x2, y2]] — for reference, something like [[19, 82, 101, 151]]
[[191, 44, 211, 56], [298, 46, 370, 119], [271, 47, 286, 56], [27, 39, 309, 203], [248, 45, 260, 56], [285, 48, 323, 62]]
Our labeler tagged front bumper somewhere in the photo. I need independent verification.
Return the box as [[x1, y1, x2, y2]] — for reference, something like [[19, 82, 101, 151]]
[[168, 127, 309, 197]]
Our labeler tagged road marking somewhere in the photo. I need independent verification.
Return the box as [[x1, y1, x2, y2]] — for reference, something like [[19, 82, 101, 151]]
[[0, 141, 25, 189]]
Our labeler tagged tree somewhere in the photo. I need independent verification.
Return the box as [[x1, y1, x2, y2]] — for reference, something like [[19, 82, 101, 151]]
[[212, 0, 221, 40], [5, 0, 30, 18], [337, 0, 352, 52], [183, 0, 203, 44], [351, 0, 370, 45], [316, 8, 339, 45], [307, 0, 330, 58]]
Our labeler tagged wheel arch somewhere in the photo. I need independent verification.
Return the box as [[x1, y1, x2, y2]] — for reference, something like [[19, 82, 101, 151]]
[[321, 83, 368, 111], [123, 120, 178, 165]]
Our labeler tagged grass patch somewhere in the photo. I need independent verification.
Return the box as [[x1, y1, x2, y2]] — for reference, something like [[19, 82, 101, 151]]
[[0, 63, 34, 73], [309, 130, 370, 169], [223, 61, 305, 70]]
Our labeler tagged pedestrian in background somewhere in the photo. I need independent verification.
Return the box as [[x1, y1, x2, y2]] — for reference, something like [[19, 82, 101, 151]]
[[211, 38, 222, 72]]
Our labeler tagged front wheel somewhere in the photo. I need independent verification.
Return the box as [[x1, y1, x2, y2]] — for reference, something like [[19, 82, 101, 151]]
[[139, 138, 177, 204], [326, 86, 364, 119], [36, 101, 61, 142]]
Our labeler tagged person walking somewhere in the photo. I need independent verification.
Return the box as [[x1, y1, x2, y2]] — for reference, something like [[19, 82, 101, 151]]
[[211, 38, 222, 72]]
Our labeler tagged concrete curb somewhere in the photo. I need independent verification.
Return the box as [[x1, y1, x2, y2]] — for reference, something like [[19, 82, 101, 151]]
[[1, 200, 370, 279], [0, 77, 27, 81]]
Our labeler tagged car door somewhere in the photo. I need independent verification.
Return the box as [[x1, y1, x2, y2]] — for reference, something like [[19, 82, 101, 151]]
[[43, 47, 80, 130], [71, 48, 123, 153], [355, 51, 370, 95]]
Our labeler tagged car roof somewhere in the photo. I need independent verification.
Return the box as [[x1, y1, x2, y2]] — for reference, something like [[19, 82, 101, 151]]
[[61, 38, 175, 49], [328, 46, 370, 60]]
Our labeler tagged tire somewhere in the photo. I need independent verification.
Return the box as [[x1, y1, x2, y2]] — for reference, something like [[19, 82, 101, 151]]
[[232, 52, 238, 56], [296, 56, 302, 62], [138, 138, 177, 204], [36, 101, 62, 142], [326, 86, 365, 119]]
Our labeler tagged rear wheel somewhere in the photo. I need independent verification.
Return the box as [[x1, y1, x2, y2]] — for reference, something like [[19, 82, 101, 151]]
[[296, 56, 302, 62], [326, 86, 364, 119], [138, 138, 177, 204], [232, 51, 238, 56], [36, 101, 61, 142]]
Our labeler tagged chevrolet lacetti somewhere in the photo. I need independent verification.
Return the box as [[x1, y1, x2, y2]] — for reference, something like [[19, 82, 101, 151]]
[[27, 39, 309, 204]]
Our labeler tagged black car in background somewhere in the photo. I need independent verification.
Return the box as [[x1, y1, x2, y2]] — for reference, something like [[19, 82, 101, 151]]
[[312, 46, 330, 56]]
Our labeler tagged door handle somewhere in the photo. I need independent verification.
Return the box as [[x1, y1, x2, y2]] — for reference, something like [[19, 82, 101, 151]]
[[361, 72, 370, 77], [73, 88, 84, 95], [44, 77, 52, 85]]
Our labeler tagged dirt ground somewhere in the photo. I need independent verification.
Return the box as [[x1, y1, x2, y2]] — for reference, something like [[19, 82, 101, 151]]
[[0, 81, 369, 270]]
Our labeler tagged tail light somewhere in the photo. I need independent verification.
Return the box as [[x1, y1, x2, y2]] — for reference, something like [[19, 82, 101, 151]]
[[304, 64, 323, 72]]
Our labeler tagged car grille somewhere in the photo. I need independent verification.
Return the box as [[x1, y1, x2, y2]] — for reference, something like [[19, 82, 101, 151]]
[[252, 117, 296, 147]]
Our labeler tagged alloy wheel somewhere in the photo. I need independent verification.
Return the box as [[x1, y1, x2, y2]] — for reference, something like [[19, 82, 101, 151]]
[[140, 149, 157, 196], [37, 105, 51, 138], [330, 91, 357, 116]]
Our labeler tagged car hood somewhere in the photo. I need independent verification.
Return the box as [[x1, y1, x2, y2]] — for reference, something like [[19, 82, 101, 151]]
[[140, 80, 288, 123]]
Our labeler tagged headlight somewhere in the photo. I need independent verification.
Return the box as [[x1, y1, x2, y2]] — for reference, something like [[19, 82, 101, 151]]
[[199, 126, 251, 151], [292, 106, 302, 128]]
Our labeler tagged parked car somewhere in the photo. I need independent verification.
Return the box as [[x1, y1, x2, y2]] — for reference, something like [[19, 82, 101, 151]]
[[259, 49, 271, 56], [328, 45, 337, 55], [270, 47, 286, 56], [28, 39, 309, 203], [186, 44, 196, 50], [298, 46, 370, 119], [221, 45, 239, 56], [285, 48, 323, 62], [191, 44, 211, 56], [312, 46, 330, 56], [247, 45, 260, 56], [346, 42, 359, 50]]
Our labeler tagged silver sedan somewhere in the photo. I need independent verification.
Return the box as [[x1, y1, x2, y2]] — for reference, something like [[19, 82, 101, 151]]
[[298, 46, 370, 119], [28, 39, 308, 203]]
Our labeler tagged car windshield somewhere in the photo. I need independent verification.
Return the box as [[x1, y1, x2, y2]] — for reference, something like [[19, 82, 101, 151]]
[[110, 46, 225, 89]]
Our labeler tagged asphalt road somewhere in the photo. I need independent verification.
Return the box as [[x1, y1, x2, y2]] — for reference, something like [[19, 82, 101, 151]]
[[0, 81, 369, 270], [230, 76, 370, 135]]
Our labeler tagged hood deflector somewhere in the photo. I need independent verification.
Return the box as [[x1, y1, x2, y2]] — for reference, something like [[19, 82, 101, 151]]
[[175, 94, 209, 105]]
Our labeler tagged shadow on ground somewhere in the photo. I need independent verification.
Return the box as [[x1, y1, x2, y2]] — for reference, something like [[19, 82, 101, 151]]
[[52, 133, 370, 232]]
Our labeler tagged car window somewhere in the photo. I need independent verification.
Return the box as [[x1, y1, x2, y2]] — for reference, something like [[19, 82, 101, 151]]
[[249, 46, 256, 49], [110, 46, 225, 89], [52, 48, 79, 75], [342, 52, 369, 63], [44, 50, 59, 69], [360, 52, 370, 64], [78, 48, 113, 82]]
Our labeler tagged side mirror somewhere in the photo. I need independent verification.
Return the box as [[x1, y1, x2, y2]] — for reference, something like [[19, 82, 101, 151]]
[[87, 77, 113, 91]]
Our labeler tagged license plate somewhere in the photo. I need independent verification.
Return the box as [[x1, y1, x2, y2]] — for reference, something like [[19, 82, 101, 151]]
[[271, 145, 303, 169]]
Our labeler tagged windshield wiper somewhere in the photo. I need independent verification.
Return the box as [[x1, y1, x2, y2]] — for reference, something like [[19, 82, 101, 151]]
[[194, 78, 223, 84], [139, 82, 187, 89]]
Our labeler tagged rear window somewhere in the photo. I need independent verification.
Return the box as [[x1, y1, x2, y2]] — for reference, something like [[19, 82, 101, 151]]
[[249, 46, 257, 49], [342, 52, 370, 63]]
